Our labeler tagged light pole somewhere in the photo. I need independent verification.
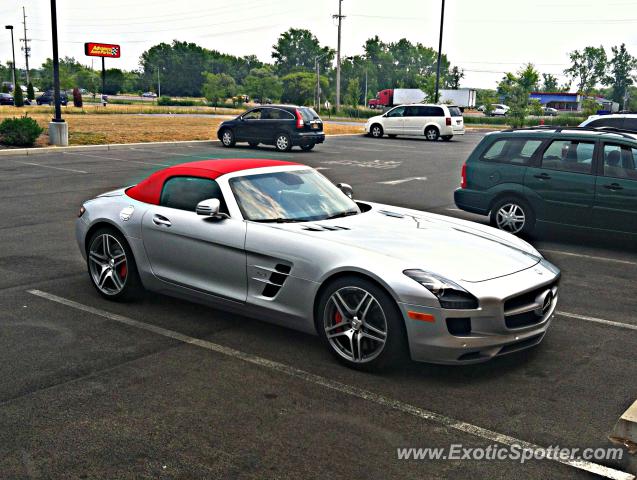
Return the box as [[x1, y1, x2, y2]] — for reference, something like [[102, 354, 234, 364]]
[[314, 52, 330, 112], [434, 0, 446, 104], [5, 26, 16, 95], [48, 0, 68, 145]]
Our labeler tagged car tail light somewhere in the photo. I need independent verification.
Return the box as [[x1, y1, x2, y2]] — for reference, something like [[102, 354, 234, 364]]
[[445, 117, 452, 126], [461, 163, 467, 189], [295, 109, 304, 129]]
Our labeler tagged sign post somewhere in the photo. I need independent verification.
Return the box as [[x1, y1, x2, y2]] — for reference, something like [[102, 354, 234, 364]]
[[84, 42, 120, 104]]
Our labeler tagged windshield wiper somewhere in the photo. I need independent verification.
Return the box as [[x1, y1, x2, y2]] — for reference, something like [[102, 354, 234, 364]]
[[324, 210, 359, 220], [252, 218, 306, 223]]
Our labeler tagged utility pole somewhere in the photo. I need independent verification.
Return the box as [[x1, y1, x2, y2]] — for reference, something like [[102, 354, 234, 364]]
[[4, 26, 16, 93], [157, 66, 161, 97], [434, 0, 446, 104], [315, 58, 320, 111], [20, 6, 31, 84], [333, 0, 345, 111]]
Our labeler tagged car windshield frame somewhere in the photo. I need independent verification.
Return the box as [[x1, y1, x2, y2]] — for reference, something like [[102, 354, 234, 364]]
[[228, 168, 360, 222]]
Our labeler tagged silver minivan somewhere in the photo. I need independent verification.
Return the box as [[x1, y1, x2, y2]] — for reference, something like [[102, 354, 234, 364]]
[[365, 104, 465, 141]]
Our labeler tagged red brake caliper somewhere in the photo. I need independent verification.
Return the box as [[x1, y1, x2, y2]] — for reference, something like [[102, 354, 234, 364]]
[[334, 310, 343, 332], [119, 262, 127, 280]]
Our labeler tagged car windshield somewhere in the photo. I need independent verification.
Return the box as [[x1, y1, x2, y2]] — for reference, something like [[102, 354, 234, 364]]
[[229, 169, 359, 222]]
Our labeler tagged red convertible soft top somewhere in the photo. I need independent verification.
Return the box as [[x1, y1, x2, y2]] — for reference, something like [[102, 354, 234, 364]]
[[126, 158, 301, 205]]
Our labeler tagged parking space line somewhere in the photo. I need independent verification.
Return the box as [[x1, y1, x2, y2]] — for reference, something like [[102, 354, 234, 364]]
[[557, 311, 637, 331], [378, 176, 427, 185], [542, 249, 637, 267], [8, 160, 87, 174], [26, 289, 634, 480], [64, 151, 171, 167], [128, 147, 195, 157]]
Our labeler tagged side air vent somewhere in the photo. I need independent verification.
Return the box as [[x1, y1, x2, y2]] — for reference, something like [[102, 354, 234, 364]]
[[302, 225, 350, 231], [253, 263, 292, 298], [379, 210, 405, 218]]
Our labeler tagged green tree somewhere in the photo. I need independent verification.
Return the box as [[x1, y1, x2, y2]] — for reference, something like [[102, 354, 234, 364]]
[[272, 28, 334, 75], [1, 84, 8, 93], [446, 66, 464, 89], [74, 69, 100, 94], [26, 82, 35, 100], [13, 86, 24, 107], [103, 68, 125, 95], [202, 73, 236, 107], [498, 64, 540, 127], [242, 66, 282, 102], [604, 43, 637, 107], [564, 46, 607, 93], [281, 72, 327, 105], [346, 77, 360, 108], [541, 73, 559, 91]]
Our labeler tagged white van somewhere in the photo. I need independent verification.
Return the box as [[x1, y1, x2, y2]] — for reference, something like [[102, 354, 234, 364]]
[[365, 104, 465, 141]]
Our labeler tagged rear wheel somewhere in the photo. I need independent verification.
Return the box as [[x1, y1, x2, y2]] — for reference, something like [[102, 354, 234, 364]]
[[425, 126, 440, 141], [301, 143, 315, 151], [370, 124, 383, 138], [317, 276, 406, 371], [441, 135, 453, 141], [220, 129, 235, 147], [86, 227, 143, 301], [274, 133, 292, 152], [490, 197, 535, 235]]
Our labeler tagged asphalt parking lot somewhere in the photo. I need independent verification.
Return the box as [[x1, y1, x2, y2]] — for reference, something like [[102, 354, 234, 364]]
[[1, 133, 636, 479]]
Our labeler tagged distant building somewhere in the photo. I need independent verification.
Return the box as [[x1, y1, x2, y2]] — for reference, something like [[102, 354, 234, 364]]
[[529, 92, 620, 113]]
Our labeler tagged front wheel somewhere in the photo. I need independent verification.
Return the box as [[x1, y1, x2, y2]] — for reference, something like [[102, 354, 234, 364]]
[[317, 276, 407, 371], [86, 228, 143, 301], [370, 124, 383, 138], [274, 133, 292, 152], [424, 126, 440, 141], [490, 198, 535, 235], [220, 129, 235, 147], [301, 143, 315, 151]]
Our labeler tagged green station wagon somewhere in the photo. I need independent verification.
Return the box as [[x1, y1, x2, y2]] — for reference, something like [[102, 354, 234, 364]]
[[454, 127, 637, 235]]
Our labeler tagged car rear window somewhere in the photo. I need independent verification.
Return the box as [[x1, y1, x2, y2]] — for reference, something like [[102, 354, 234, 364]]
[[299, 107, 320, 122], [447, 106, 462, 117], [481, 138, 543, 165]]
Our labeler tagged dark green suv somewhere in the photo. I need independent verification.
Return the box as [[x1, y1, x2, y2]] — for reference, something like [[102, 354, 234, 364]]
[[454, 127, 637, 235]]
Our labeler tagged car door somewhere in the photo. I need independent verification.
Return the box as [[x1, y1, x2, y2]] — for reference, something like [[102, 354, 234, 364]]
[[265, 107, 295, 142], [403, 106, 425, 135], [383, 106, 406, 134], [524, 137, 597, 226], [141, 175, 247, 302], [235, 108, 262, 141], [593, 142, 637, 233]]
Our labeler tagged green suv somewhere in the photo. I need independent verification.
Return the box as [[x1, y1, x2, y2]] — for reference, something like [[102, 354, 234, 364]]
[[454, 127, 637, 235]]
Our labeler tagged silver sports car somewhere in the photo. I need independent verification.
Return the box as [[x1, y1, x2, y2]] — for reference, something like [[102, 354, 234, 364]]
[[76, 158, 560, 370]]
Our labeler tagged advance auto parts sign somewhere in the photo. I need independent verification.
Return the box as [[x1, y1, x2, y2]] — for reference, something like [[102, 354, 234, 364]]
[[84, 43, 120, 58]]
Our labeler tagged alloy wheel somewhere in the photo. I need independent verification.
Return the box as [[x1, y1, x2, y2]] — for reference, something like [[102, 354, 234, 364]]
[[276, 135, 289, 150], [323, 286, 387, 363], [371, 126, 382, 138], [496, 203, 526, 234], [222, 130, 233, 146], [88, 234, 128, 295]]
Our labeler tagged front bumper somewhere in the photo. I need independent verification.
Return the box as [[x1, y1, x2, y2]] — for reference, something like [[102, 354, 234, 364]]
[[400, 260, 559, 364]]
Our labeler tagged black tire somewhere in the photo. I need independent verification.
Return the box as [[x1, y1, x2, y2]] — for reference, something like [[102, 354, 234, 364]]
[[274, 132, 292, 152], [317, 276, 407, 371], [248, 142, 259, 148], [490, 197, 536, 235], [370, 123, 383, 138], [86, 227, 143, 301], [441, 135, 453, 141], [424, 126, 440, 141], [220, 128, 235, 147], [301, 143, 315, 151], [388, 134, 397, 139]]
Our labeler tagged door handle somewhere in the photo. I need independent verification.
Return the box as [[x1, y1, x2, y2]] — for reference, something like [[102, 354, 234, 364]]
[[152, 214, 172, 227], [603, 183, 623, 191], [534, 173, 551, 180]]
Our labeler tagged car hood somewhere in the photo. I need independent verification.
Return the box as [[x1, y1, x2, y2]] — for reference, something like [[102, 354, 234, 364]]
[[272, 203, 542, 283]]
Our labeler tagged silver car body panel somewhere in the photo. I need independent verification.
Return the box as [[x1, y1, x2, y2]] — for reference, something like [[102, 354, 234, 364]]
[[76, 165, 560, 364]]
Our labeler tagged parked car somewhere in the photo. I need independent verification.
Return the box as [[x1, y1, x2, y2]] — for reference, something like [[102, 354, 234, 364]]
[[454, 126, 637, 235], [141, 91, 157, 98], [541, 107, 559, 116], [36, 90, 68, 106], [0, 93, 14, 105], [580, 113, 637, 132], [365, 104, 465, 141], [217, 105, 325, 152], [76, 158, 559, 369]]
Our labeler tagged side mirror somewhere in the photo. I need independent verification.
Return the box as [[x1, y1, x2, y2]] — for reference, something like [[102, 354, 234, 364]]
[[196, 198, 229, 219], [337, 183, 354, 199]]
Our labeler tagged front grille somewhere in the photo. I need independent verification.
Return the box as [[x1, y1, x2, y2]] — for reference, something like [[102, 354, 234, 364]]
[[504, 281, 558, 313], [503, 280, 558, 329]]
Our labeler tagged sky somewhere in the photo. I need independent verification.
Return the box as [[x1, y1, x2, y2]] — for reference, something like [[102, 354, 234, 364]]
[[1, 0, 637, 90]]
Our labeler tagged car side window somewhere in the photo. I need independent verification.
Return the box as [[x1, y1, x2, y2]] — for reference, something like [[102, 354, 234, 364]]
[[540, 139, 595, 174], [404, 106, 419, 116], [160, 176, 228, 213], [480, 138, 542, 165], [587, 118, 625, 129], [602, 143, 637, 180], [243, 109, 262, 120], [267, 109, 293, 120], [386, 107, 405, 118]]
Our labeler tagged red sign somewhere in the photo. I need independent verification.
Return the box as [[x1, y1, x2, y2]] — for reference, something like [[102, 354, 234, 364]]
[[84, 42, 120, 58]]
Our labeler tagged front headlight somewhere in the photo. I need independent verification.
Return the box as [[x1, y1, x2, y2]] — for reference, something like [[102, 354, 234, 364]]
[[403, 269, 478, 309]]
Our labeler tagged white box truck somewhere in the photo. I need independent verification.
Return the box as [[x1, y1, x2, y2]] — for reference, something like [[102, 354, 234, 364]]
[[439, 89, 477, 109]]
